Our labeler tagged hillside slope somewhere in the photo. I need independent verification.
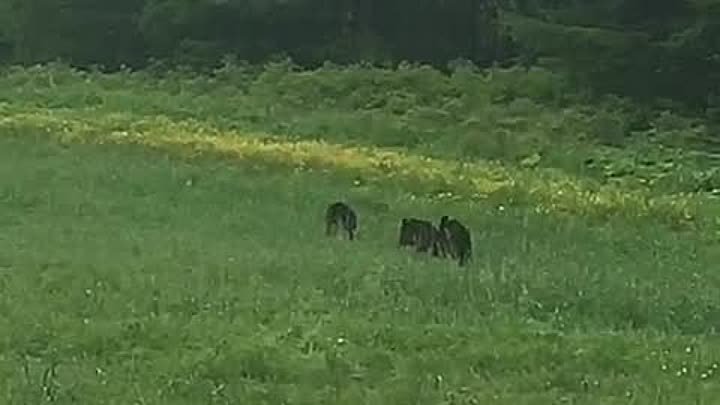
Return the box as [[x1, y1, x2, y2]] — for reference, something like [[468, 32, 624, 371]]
[[2, 132, 720, 404], [2, 65, 720, 403]]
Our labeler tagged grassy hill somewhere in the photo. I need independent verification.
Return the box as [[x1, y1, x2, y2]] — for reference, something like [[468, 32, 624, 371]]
[[2, 63, 720, 403]]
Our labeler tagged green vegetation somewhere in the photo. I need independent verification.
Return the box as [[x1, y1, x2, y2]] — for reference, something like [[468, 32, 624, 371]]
[[2, 0, 719, 112], [2, 62, 719, 226], [2, 63, 720, 403], [1, 0, 719, 403]]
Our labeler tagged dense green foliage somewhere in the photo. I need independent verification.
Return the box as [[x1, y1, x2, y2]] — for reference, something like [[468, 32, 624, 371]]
[[0, 0, 718, 112], [503, 0, 720, 111], [3, 65, 720, 403], [0, 0, 507, 67]]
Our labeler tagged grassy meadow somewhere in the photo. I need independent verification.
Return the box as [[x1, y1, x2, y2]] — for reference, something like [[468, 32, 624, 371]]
[[2, 62, 720, 403]]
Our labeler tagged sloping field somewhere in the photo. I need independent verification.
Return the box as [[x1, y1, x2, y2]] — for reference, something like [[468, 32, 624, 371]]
[[2, 65, 720, 403]]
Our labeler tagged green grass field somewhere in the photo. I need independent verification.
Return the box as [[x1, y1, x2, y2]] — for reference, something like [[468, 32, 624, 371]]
[[2, 64, 720, 404]]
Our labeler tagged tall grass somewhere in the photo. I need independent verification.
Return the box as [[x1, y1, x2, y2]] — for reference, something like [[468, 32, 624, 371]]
[[2, 60, 719, 197], [1, 60, 720, 230], [2, 62, 720, 403], [0, 104, 708, 229], [2, 134, 720, 404]]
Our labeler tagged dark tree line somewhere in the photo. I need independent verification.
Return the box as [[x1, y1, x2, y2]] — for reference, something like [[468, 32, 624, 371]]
[[0, 0, 508, 68], [0, 0, 718, 114], [504, 0, 720, 113]]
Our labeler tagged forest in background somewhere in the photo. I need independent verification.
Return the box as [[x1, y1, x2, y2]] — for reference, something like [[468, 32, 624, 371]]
[[0, 0, 718, 116]]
